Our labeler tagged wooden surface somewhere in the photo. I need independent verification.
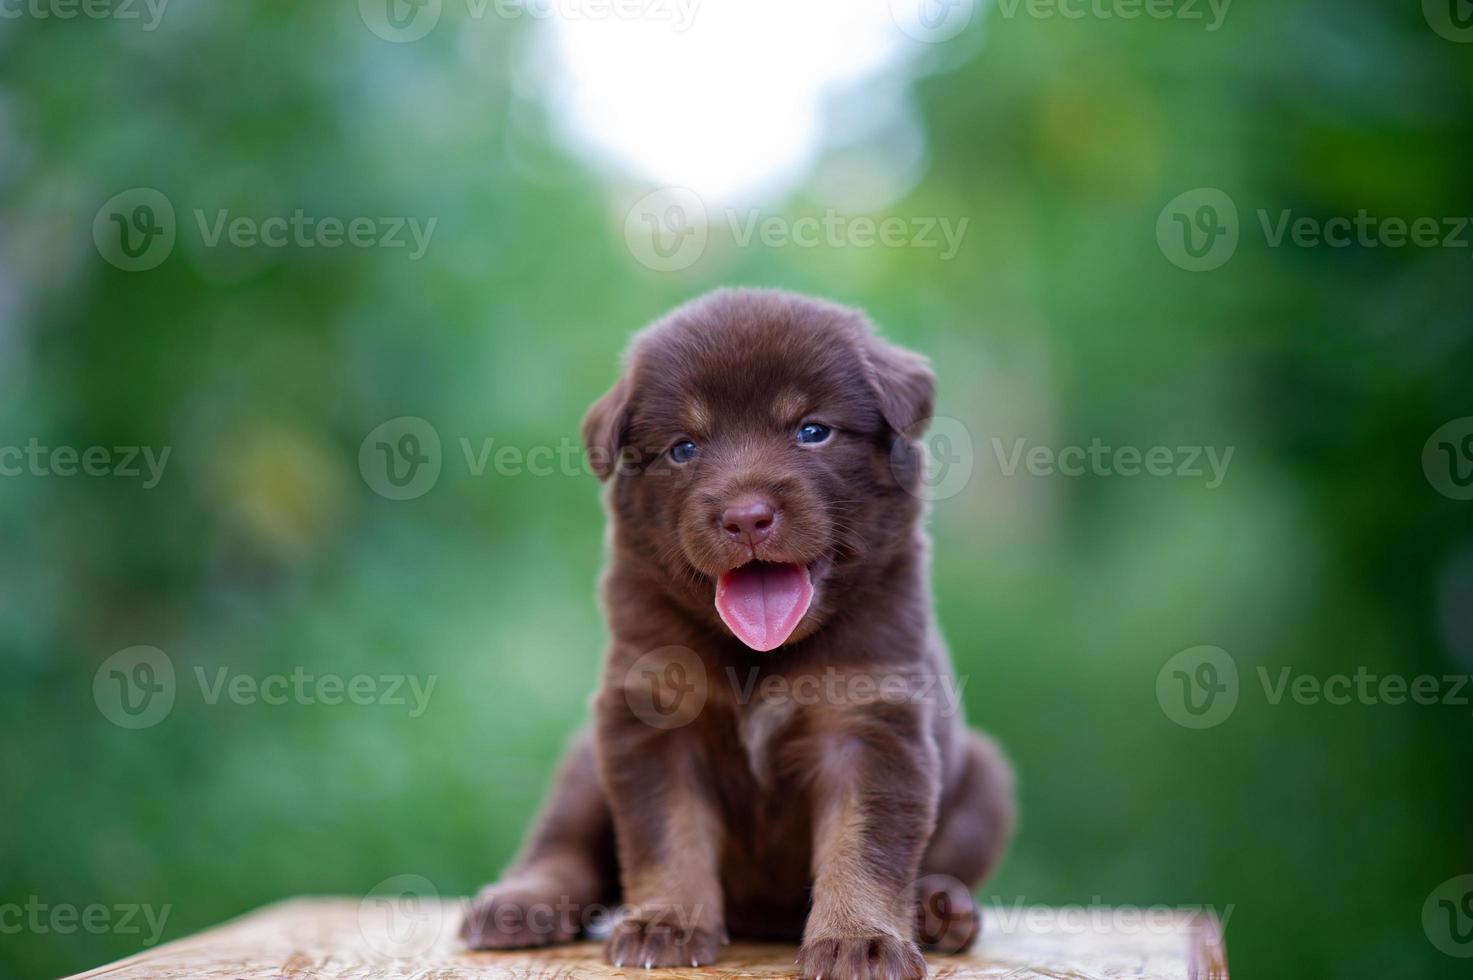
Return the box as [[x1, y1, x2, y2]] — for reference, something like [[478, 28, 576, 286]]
[[70, 897, 1228, 979]]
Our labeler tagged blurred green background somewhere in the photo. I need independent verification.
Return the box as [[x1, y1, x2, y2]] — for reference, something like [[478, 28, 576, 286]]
[[2, 1, 1471, 977]]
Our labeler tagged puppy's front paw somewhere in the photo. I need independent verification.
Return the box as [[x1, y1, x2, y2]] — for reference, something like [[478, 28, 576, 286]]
[[604, 913, 721, 969], [797, 935, 927, 980], [459, 882, 580, 949]]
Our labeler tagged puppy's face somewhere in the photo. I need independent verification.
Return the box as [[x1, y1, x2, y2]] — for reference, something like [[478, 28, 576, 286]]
[[585, 291, 934, 652]]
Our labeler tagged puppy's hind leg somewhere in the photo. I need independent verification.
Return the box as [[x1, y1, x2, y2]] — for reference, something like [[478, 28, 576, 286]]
[[914, 730, 1015, 953], [461, 729, 618, 949]]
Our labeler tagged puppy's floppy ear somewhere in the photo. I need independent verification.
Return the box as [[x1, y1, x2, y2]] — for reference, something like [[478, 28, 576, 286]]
[[582, 376, 630, 481], [863, 337, 936, 437]]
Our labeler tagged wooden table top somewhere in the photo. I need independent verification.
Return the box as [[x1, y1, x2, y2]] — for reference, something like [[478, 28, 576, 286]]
[[70, 896, 1229, 979]]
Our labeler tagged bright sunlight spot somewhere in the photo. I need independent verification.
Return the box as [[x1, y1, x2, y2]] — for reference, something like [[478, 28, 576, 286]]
[[539, 0, 936, 206]]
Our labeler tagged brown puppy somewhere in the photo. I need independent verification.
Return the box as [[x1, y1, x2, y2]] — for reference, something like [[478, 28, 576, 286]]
[[461, 289, 1014, 979]]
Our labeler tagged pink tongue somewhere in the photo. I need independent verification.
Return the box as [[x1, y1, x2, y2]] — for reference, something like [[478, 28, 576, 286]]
[[715, 562, 814, 652]]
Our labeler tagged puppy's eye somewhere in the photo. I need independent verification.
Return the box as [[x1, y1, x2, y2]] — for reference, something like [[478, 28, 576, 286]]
[[669, 440, 699, 463], [796, 423, 832, 445]]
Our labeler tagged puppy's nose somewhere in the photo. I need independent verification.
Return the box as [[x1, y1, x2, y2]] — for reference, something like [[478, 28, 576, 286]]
[[721, 495, 777, 545]]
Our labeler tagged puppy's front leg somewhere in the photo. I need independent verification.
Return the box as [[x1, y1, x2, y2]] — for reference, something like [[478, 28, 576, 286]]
[[594, 654, 725, 969], [798, 704, 940, 980]]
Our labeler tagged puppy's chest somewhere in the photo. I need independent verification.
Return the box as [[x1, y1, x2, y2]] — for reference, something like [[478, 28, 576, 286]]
[[696, 687, 804, 806], [731, 695, 799, 790], [710, 697, 814, 874]]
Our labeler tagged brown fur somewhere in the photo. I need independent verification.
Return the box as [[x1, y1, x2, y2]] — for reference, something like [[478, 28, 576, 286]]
[[461, 289, 1015, 979]]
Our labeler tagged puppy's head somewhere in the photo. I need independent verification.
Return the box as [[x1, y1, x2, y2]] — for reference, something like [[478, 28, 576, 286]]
[[584, 289, 934, 652]]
